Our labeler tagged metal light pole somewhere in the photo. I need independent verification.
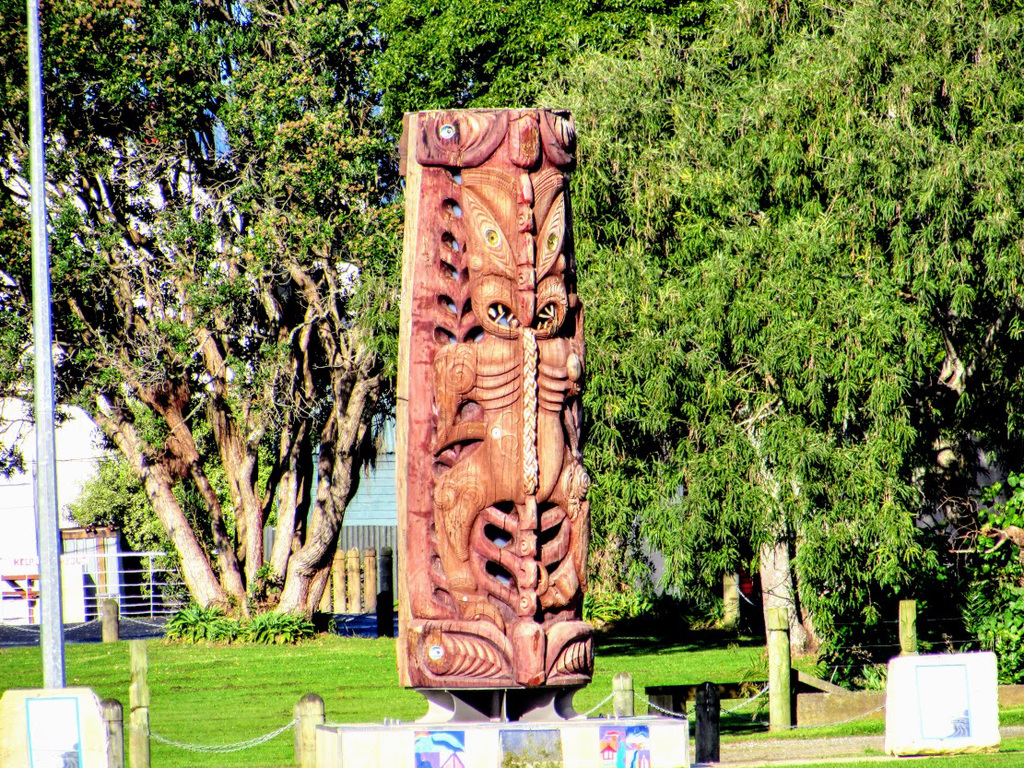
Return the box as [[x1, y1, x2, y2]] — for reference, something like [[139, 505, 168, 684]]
[[27, 0, 66, 688]]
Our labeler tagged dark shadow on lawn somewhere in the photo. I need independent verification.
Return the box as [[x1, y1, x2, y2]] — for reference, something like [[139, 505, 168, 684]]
[[594, 623, 765, 657]]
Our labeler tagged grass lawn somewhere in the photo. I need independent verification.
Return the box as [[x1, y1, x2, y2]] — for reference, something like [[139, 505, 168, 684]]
[[1, 629, 1018, 767], [0, 630, 771, 768]]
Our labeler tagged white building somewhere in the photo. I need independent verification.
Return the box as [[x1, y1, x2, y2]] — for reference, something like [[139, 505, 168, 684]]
[[0, 399, 108, 623]]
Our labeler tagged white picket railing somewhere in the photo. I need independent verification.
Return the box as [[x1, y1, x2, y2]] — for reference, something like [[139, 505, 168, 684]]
[[1, 551, 185, 625]]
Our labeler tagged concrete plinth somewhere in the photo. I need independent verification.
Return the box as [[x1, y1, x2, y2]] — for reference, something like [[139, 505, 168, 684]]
[[316, 717, 689, 768], [885, 651, 999, 756], [417, 687, 582, 723]]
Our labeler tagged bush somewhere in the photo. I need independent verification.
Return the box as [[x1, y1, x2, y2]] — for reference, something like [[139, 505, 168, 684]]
[[583, 588, 653, 628], [166, 605, 315, 645], [166, 605, 240, 644], [243, 612, 315, 644], [963, 473, 1024, 683]]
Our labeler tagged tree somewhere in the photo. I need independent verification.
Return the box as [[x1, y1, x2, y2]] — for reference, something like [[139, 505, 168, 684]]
[[0, 0, 401, 614], [368, 0, 709, 131], [541, 0, 1024, 651]]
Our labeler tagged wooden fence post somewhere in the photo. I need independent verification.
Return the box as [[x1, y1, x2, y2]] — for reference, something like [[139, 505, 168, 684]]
[[346, 548, 361, 612], [722, 573, 740, 631], [613, 672, 634, 717], [101, 698, 124, 768], [294, 693, 325, 768], [318, 574, 333, 613], [101, 599, 120, 643], [128, 640, 150, 768], [376, 547, 394, 637], [333, 548, 347, 613], [899, 599, 918, 656], [363, 548, 377, 612], [767, 607, 792, 731]]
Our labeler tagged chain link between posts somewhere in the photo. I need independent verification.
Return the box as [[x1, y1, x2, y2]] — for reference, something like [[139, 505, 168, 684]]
[[63, 619, 102, 636], [121, 616, 169, 630], [1, 622, 43, 635], [624, 683, 882, 731], [577, 692, 615, 717], [140, 719, 297, 753]]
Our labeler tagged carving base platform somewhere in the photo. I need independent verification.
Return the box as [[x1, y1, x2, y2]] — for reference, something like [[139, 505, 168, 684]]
[[316, 717, 689, 768], [417, 687, 581, 722]]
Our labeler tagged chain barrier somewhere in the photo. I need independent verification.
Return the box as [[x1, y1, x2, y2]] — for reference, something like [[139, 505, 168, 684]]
[[628, 684, 770, 721], [121, 617, 169, 631], [0, 622, 42, 636], [784, 703, 886, 730], [578, 692, 615, 717], [722, 684, 769, 714], [142, 718, 297, 753], [64, 619, 102, 636], [633, 693, 688, 719]]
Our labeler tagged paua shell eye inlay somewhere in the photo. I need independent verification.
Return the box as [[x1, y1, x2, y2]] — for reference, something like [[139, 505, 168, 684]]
[[485, 229, 501, 248], [546, 233, 558, 251], [439, 123, 457, 140]]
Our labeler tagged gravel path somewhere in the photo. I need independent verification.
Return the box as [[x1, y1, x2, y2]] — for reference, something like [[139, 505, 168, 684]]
[[716, 725, 1024, 766]]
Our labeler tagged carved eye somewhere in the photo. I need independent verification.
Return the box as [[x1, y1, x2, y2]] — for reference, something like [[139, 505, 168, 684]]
[[546, 233, 558, 251], [484, 228, 501, 248], [438, 123, 456, 140], [487, 303, 520, 329]]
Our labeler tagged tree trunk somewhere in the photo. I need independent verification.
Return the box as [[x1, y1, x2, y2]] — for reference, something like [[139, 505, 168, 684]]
[[270, 420, 311, 579], [276, 415, 355, 614], [200, 333, 266, 586], [276, 365, 372, 613], [95, 398, 229, 609], [759, 537, 817, 655], [138, 384, 247, 604]]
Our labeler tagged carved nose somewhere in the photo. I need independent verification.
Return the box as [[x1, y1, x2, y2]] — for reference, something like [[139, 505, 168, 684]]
[[517, 292, 535, 329]]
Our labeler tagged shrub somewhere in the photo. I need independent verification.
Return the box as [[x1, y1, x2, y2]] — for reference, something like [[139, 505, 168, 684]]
[[243, 612, 315, 644], [583, 588, 653, 628], [166, 605, 240, 644], [166, 605, 315, 645]]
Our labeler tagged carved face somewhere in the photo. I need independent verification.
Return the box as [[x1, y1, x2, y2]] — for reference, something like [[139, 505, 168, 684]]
[[461, 167, 571, 340]]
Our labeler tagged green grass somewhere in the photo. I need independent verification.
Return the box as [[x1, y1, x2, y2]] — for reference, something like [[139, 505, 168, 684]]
[[1, 636, 423, 768], [1, 631, 1019, 767], [0, 631, 773, 768]]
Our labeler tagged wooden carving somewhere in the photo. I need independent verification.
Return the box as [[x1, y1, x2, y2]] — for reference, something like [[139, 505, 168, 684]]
[[397, 109, 592, 690]]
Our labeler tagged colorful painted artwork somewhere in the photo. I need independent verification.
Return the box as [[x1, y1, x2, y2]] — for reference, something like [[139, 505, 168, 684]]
[[414, 730, 466, 768], [598, 724, 650, 768]]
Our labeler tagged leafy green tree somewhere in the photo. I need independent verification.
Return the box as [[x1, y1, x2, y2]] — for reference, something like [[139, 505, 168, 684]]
[[369, 0, 708, 131], [67, 457, 169, 553], [964, 473, 1024, 682], [542, 0, 1024, 649], [0, 0, 401, 613]]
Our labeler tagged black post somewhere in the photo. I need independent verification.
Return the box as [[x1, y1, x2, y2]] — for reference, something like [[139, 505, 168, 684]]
[[695, 681, 721, 764], [376, 546, 394, 637]]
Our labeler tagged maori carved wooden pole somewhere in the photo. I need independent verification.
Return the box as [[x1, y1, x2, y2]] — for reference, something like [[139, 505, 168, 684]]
[[397, 109, 592, 690]]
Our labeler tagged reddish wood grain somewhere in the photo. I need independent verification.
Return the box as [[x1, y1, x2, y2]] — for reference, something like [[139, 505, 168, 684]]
[[397, 109, 592, 689]]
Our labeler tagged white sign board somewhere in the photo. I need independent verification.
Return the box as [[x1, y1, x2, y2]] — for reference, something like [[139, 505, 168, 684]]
[[27, 696, 83, 768], [0, 688, 109, 768], [885, 652, 999, 756]]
